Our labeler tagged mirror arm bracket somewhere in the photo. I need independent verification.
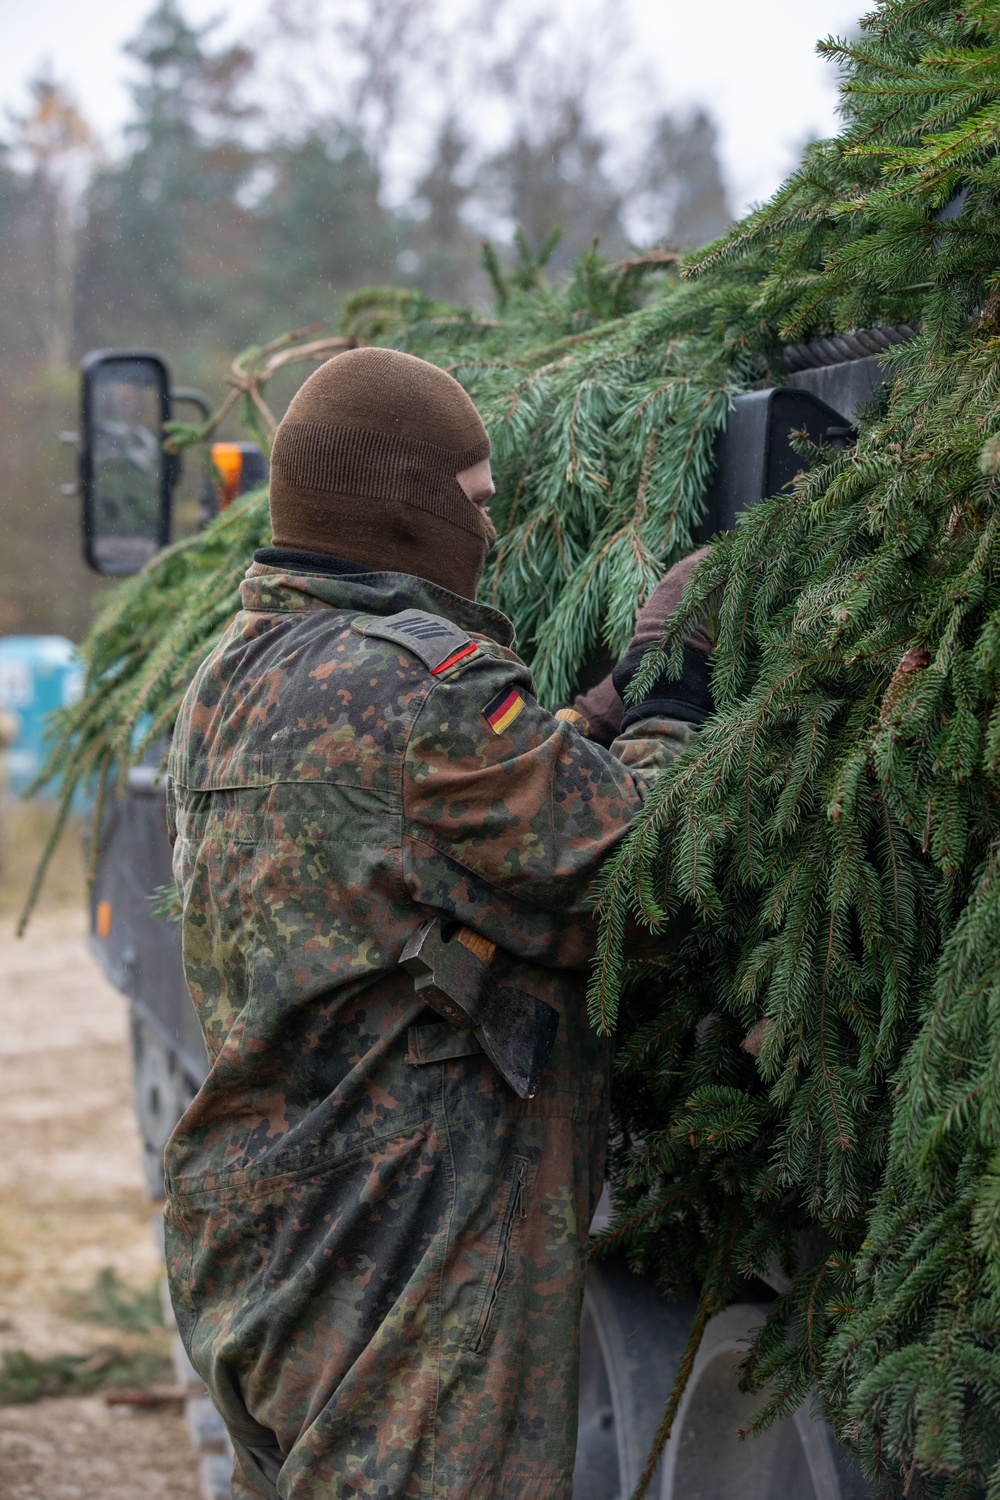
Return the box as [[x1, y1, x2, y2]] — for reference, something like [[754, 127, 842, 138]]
[[170, 388, 212, 425]]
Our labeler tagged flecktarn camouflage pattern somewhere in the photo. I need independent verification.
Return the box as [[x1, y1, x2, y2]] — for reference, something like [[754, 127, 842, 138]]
[[163, 560, 694, 1499]]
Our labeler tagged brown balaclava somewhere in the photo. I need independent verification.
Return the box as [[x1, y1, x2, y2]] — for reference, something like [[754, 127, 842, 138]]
[[268, 347, 495, 598]]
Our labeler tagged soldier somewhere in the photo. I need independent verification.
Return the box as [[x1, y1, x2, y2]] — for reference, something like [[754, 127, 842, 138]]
[[164, 348, 713, 1500]]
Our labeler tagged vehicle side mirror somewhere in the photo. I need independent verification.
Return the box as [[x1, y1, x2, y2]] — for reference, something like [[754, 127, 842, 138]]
[[80, 350, 172, 577]]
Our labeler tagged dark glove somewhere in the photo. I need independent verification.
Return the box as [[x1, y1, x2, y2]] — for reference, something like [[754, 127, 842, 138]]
[[611, 547, 714, 731]]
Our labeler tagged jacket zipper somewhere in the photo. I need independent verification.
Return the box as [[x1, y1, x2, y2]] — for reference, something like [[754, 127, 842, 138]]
[[473, 1155, 529, 1353]]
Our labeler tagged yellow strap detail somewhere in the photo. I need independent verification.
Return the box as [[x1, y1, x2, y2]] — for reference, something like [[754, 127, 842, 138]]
[[455, 927, 496, 966], [554, 707, 589, 733]]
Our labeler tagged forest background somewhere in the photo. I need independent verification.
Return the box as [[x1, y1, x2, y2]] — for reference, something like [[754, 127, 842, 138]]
[[0, 0, 736, 642]]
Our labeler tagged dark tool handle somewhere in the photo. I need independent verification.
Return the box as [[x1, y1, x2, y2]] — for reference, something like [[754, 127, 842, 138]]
[[399, 917, 557, 1098]]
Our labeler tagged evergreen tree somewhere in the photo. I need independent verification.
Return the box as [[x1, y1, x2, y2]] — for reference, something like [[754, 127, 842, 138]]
[[257, 127, 406, 327], [77, 0, 257, 354], [75, 1, 409, 360]]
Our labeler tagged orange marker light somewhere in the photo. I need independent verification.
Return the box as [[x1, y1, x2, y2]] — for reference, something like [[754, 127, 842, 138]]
[[211, 443, 244, 511], [96, 900, 112, 938]]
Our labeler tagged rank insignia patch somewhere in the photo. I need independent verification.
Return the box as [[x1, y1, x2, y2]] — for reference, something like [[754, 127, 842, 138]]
[[483, 686, 526, 734]]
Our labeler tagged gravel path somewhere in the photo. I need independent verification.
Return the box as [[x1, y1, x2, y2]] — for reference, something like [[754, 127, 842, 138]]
[[0, 905, 202, 1499]]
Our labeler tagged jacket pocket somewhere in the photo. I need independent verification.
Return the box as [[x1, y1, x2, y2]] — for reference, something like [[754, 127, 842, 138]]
[[406, 1019, 484, 1065], [467, 1153, 529, 1353]]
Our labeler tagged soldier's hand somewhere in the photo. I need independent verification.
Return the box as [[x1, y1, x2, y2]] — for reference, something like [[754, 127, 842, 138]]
[[628, 546, 713, 657], [572, 548, 714, 743], [610, 547, 715, 731]]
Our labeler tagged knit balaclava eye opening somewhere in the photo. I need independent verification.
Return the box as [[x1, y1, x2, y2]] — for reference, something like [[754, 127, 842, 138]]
[[268, 348, 495, 599]]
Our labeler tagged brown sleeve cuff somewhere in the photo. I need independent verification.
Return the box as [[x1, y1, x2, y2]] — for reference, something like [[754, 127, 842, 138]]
[[571, 673, 624, 748]]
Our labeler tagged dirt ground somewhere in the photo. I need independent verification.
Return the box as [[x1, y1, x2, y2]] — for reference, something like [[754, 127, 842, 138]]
[[0, 1394, 201, 1500], [0, 803, 203, 1499]]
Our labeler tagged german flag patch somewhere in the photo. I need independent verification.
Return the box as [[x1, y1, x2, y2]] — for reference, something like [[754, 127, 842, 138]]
[[483, 686, 526, 735]]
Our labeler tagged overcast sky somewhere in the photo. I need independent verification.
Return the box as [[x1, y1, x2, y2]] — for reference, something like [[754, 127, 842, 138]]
[[0, 0, 861, 214]]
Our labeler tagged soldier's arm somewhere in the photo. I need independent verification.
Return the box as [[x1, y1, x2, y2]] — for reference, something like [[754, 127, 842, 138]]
[[400, 648, 699, 968], [400, 548, 716, 966]]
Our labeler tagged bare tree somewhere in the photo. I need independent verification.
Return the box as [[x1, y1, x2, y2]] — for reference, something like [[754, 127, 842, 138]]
[[11, 76, 96, 370], [261, 0, 468, 165]]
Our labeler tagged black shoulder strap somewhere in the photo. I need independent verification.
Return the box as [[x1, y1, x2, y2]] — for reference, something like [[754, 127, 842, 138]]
[[354, 609, 477, 675]]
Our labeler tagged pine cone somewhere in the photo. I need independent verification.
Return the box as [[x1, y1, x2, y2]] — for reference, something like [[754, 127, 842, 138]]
[[891, 646, 930, 681], [877, 645, 930, 727]]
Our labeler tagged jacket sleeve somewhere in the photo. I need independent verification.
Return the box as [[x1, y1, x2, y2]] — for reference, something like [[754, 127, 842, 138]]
[[400, 649, 698, 968]]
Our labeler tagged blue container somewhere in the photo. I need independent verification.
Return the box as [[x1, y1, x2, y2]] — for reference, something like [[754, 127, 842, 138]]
[[0, 636, 84, 796]]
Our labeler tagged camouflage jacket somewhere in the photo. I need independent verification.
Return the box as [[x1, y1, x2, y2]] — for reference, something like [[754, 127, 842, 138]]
[[165, 562, 692, 1188], [163, 561, 697, 1499]]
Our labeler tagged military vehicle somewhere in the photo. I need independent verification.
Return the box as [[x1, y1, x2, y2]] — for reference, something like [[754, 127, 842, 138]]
[[71, 332, 909, 1500]]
